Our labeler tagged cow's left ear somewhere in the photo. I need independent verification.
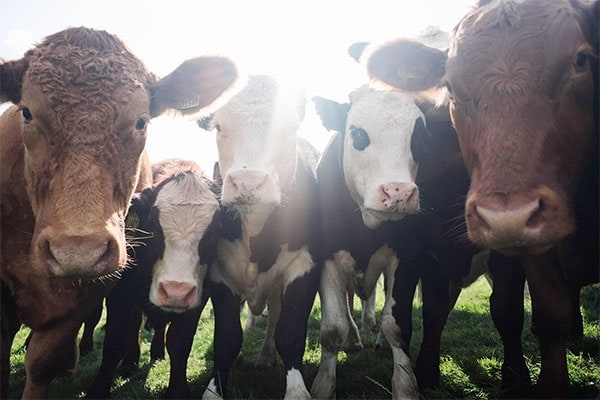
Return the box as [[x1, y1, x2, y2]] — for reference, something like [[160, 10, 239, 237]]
[[126, 188, 154, 229], [0, 58, 28, 104], [150, 56, 238, 118], [312, 96, 350, 134], [364, 39, 448, 92]]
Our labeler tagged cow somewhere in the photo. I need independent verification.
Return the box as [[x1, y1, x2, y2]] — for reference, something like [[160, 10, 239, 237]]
[[0, 26, 237, 399], [310, 77, 483, 398], [86, 158, 222, 399], [361, 0, 599, 397], [200, 74, 322, 399]]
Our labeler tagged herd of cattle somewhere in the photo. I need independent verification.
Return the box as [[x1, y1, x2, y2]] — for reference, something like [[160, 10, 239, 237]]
[[0, 0, 598, 399]]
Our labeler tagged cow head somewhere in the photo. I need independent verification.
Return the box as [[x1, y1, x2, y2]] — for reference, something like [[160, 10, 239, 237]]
[[0, 27, 237, 278], [313, 86, 429, 229], [208, 75, 306, 233], [363, 0, 598, 254], [127, 159, 221, 312]]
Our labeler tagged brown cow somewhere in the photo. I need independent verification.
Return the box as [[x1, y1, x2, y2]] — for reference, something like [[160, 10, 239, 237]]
[[0, 27, 237, 398], [362, 0, 598, 397]]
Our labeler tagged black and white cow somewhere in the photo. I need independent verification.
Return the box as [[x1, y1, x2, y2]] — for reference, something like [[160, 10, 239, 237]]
[[201, 75, 322, 399], [87, 158, 222, 399], [311, 75, 482, 397]]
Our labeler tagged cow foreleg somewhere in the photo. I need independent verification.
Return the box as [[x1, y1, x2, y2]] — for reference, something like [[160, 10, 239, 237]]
[[1, 287, 21, 399], [164, 307, 203, 399], [521, 252, 572, 398], [256, 292, 281, 368], [22, 319, 81, 399], [202, 283, 242, 400], [311, 257, 355, 399], [78, 303, 103, 357], [276, 263, 319, 400], [488, 251, 531, 393]]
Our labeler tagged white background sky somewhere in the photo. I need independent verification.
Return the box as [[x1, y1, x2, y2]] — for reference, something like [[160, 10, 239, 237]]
[[1, 0, 474, 172]]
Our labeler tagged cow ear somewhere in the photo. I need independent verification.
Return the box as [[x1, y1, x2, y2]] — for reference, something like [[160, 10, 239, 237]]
[[411, 117, 435, 163], [127, 188, 154, 229], [213, 162, 223, 187], [365, 39, 448, 92], [150, 56, 238, 118], [0, 58, 28, 104], [348, 42, 369, 63], [197, 113, 215, 131], [312, 96, 350, 134]]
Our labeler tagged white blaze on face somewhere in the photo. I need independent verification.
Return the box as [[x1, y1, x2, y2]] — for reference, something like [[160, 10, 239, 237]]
[[214, 75, 303, 221], [149, 172, 219, 312], [344, 86, 423, 229]]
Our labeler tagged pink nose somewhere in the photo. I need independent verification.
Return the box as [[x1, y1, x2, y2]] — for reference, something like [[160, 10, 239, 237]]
[[38, 234, 118, 278], [378, 182, 419, 213], [224, 170, 270, 203], [156, 281, 197, 310]]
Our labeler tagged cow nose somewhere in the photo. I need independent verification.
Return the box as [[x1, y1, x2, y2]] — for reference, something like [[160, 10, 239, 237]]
[[466, 194, 545, 248], [156, 281, 198, 310], [224, 169, 272, 204], [378, 182, 419, 213], [41, 234, 117, 278]]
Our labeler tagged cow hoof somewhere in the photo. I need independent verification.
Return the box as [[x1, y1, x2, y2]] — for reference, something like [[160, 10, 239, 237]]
[[343, 342, 364, 353]]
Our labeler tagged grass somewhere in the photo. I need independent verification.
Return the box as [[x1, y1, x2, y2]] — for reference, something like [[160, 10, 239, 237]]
[[6, 278, 600, 399]]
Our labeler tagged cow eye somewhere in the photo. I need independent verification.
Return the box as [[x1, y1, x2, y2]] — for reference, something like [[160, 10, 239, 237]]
[[21, 107, 33, 122], [135, 118, 148, 130], [574, 52, 587, 69], [349, 126, 370, 151]]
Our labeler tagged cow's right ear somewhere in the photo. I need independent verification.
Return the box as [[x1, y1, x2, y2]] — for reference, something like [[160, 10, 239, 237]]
[[365, 39, 448, 92], [197, 113, 215, 131], [0, 58, 28, 104], [312, 96, 350, 134], [126, 188, 154, 229]]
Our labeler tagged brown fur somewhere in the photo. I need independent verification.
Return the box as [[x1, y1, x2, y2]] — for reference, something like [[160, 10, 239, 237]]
[[0, 27, 237, 398]]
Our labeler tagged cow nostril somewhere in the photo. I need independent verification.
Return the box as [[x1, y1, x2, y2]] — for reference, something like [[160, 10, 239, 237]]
[[158, 282, 169, 303], [470, 205, 492, 232], [525, 199, 543, 228]]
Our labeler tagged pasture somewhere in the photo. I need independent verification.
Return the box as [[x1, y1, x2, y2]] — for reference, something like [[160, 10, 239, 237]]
[[7, 278, 599, 399]]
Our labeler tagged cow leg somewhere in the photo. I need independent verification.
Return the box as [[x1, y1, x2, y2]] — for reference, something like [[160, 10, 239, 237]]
[[361, 290, 377, 334], [488, 251, 531, 392], [86, 289, 140, 399], [387, 261, 419, 399], [150, 319, 167, 361], [22, 319, 81, 399], [414, 254, 452, 391], [256, 294, 281, 368], [119, 307, 144, 376], [311, 256, 355, 399], [79, 303, 103, 357], [1, 287, 21, 399], [164, 306, 203, 399], [521, 252, 572, 398], [276, 264, 319, 400], [202, 283, 242, 400]]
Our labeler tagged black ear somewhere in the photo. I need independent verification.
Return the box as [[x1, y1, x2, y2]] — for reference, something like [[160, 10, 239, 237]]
[[348, 42, 369, 63], [197, 113, 215, 131], [127, 188, 154, 229], [312, 96, 350, 134], [411, 117, 434, 163], [0, 58, 28, 104]]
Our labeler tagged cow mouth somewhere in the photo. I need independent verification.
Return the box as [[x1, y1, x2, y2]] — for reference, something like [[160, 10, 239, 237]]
[[360, 207, 412, 230]]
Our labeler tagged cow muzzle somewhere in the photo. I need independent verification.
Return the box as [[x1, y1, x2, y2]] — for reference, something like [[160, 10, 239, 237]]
[[152, 281, 199, 312], [465, 186, 574, 254], [221, 169, 280, 208], [34, 229, 121, 278]]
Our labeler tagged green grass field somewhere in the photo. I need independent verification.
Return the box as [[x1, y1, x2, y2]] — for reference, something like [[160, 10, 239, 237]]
[[7, 278, 600, 399]]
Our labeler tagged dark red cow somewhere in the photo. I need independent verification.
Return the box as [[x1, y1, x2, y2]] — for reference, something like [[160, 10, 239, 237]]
[[362, 0, 599, 397], [87, 159, 222, 399], [0, 27, 237, 398]]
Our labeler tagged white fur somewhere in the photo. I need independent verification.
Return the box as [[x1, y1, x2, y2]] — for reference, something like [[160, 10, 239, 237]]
[[284, 368, 311, 400], [202, 378, 221, 400], [344, 86, 423, 229], [149, 174, 219, 311]]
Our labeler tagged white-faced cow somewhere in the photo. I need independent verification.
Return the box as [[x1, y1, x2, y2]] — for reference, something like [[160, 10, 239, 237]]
[[201, 75, 321, 399], [311, 75, 484, 398], [86, 159, 222, 399], [0, 27, 237, 399], [362, 0, 599, 397]]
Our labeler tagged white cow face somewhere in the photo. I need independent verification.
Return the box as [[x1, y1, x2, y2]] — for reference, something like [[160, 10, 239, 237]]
[[213, 75, 305, 217], [148, 173, 220, 312]]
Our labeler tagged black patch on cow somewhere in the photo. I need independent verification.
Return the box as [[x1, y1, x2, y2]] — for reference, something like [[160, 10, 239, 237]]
[[349, 125, 370, 150]]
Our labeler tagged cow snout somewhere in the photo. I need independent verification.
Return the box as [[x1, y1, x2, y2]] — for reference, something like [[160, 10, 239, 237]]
[[222, 169, 277, 206], [378, 182, 419, 213], [38, 233, 118, 278], [156, 281, 198, 311], [466, 187, 574, 252]]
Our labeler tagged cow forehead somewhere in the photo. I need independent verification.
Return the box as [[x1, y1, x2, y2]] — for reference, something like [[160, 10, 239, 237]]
[[347, 87, 424, 135], [155, 173, 219, 207]]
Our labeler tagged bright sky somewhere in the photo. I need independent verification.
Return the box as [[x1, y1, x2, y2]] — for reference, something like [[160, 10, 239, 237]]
[[1, 0, 473, 173]]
